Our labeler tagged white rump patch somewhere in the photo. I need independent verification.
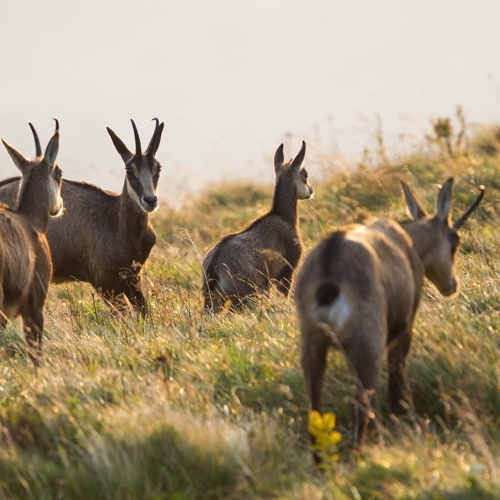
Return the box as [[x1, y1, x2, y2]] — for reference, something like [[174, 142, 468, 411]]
[[314, 289, 352, 333], [217, 275, 232, 295]]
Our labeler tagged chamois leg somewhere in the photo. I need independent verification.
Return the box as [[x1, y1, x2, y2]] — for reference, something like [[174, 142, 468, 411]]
[[99, 288, 131, 316], [96, 275, 146, 318], [387, 326, 413, 415], [344, 342, 382, 450], [203, 288, 224, 314], [22, 308, 44, 366], [202, 274, 225, 314], [0, 290, 7, 329], [301, 337, 328, 412], [122, 277, 147, 318], [276, 265, 293, 297], [301, 333, 329, 464], [228, 278, 258, 312], [229, 293, 257, 312]]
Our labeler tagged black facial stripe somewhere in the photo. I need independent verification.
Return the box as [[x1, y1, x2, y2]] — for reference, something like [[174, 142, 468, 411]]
[[126, 158, 160, 200], [448, 230, 460, 255], [127, 170, 145, 198]]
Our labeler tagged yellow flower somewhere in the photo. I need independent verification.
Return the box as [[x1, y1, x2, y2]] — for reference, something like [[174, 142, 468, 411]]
[[307, 410, 342, 462]]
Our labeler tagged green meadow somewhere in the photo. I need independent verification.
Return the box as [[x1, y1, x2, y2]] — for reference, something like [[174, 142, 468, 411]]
[[0, 116, 499, 499]]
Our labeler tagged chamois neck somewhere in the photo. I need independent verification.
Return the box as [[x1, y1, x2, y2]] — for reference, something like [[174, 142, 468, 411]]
[[16, 175, 51, 232], [270, 175, 298, 226], [400, 219, 435, 263], [119, 179, 149, 236]]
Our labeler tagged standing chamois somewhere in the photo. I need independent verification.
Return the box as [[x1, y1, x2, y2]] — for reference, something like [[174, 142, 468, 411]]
[[0, 119, 164, 317], [295, 178, 484, 455], [202, 141, 313, 313], [0, 120, 63, 364]]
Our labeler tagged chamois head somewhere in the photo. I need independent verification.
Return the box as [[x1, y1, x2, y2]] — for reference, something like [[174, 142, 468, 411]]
[[274, 140, 313, 200], [1, 119, 63, 217], [401, 177, 484, 296], [107, 118, 164, 213]]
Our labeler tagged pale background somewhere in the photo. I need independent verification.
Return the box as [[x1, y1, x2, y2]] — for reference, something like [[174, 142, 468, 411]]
[[1, 1, 499, 206]]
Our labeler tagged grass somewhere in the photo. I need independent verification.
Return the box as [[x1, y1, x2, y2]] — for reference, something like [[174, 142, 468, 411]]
[[0, 121, 499, 498]]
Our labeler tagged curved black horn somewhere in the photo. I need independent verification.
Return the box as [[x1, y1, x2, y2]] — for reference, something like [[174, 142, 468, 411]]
[[146, 117, 160, 158], [28, 122, 42, 157], [453, 185, 485, 230], [53, 117, 59, 133], [130, 119, 142, 157]]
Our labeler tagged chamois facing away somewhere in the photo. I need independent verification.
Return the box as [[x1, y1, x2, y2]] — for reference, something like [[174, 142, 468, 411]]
[[202, 141, 313, 313], [0, 119, 164, 317], [0, 120, 63, 365], [295, 178, 484, 456]]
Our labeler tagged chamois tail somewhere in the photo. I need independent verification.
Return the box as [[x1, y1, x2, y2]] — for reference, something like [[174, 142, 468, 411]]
[[316, 281, 340, 306], [313, 280, 352, 334]]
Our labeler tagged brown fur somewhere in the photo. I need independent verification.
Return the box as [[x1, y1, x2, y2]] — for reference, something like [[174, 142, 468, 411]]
[[202, 141, 314, 313], [295, 178, 484, 456], [0, 122, 63, 364], [0, 119, 164, 318]]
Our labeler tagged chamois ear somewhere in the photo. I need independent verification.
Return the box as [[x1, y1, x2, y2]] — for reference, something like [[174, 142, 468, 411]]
[[401, 181, 427, 220], [44, 129, 59, 166], [274, 143, 284, 172], [1, 139, 30, 175], [290, 140, 306, 175], [436, 177, 454, 225], [107, 127, 134, 164]]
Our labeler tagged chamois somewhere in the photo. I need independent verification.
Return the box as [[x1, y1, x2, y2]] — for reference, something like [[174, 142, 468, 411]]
[[202, 141, 313, 313], [0, 119, 164, 317], [0, 120, 63, 364], [295, 178, 484, 455]]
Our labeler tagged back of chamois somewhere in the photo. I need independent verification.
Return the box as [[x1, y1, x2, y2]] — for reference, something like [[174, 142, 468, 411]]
[[0, 121, 63, 364], [202, 141, 313, 313], [295, 178, 484, 456], [0, 118, 164, 317]]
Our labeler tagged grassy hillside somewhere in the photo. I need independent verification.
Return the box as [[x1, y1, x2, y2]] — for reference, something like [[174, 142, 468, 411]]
[[0, 121, 499, 498]]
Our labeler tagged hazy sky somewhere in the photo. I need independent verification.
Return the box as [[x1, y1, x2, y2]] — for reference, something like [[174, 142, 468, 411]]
[[1, 1, 500, 205]]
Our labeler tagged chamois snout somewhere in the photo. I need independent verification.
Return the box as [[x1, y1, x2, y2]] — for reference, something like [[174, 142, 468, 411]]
[[301, 185, 314, 200], [437, 277, 458, 297], [425, 251, 459, 298], [141, 194, 158, 212], [49, 170, 64, 217], [50, 197, 64, 217], [295, 167, 314, 200], [125, 172, 159, 213]]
